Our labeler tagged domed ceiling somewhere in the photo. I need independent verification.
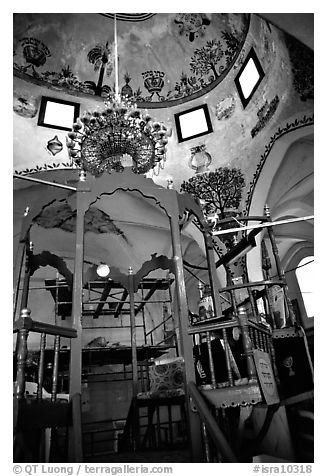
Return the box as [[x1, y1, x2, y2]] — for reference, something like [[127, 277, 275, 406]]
[[13, 13, 314, 338], [13, 13, 249, 107]]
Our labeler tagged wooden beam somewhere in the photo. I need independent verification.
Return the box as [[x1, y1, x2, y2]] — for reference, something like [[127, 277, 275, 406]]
[[13, 173, 77, 191], [69, 180, 88, 396], [114, 288, 128, 318], [93, 281, 113, 319], [134, 284, 157, 316], [169, 197, 203, 462]]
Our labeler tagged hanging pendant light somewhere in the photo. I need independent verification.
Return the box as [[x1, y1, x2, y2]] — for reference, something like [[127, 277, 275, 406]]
[[66, 14, 169, 176]]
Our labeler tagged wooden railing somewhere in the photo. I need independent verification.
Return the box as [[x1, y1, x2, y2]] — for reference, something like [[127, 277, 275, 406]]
[[188, 381, 237, 462], [188, 298, 277, 408], [13, 308, 77, 401], [13, 307, 82, 462]]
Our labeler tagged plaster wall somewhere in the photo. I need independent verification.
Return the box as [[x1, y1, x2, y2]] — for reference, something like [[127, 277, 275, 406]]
[[14, 15, 312, 195]]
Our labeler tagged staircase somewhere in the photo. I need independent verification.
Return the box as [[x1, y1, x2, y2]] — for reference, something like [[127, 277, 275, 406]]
[[83, 394, 189, 462]]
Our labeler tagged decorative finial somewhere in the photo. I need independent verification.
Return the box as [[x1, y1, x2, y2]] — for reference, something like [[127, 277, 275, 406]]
[[79, 169, 87, 182], [198, 280, 204, 298], [264, 204, 270, 217], [20, 308, 31, 319], [167, 179, 174, 189]]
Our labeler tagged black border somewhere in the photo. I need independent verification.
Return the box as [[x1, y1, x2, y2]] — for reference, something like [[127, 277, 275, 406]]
[[37, 96, 80, 131], [234, 47, 265, 108], [174, 104, 213, 143]]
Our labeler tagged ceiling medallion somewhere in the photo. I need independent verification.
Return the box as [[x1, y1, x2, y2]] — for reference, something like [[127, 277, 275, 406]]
[[66, 94, 169, 175]]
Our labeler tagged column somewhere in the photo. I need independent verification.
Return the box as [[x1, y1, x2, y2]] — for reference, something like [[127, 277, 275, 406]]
[[169, 198, 203, 462]]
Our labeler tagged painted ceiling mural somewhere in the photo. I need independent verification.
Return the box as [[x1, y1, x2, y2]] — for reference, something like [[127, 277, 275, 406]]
[[13, 13, 249, 107]]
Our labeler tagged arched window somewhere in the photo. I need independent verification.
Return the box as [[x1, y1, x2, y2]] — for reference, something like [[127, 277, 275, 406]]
[[295, 256, 314, 318]]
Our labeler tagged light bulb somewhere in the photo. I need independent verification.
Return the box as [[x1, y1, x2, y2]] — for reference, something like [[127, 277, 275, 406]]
[[96, 263, 110, 278]]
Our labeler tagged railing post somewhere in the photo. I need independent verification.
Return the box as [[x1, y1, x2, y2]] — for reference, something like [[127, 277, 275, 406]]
[[13, 207, 30, 321], [237, 306, 257, 382], [37, 333, 46, 400], [222, 328, 234, 386], [20, 238, 33, 312], [198, 281, 217, 388], [14, 308, 31, 400], [249, 290, 260, 323], [202, 422, 211, 462], [206, 331, 217, 388], [51, 335, 61, 402]]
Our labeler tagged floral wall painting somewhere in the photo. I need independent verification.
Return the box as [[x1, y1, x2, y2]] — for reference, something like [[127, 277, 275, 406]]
[[13, 93, 38, 118], [19, 37, 51, 72], [13, 13, 250, 106], [215, 96, 236, 121], [173, 72, 200, 99], [174, 14, 211, 42], [251, 95, 280, 138], [284, 33, 313, 102]]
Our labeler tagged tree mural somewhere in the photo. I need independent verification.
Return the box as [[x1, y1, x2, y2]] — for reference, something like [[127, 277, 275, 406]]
[[222, 31, 240, 63], [180, 167, 245, 217], [85, 41, 113, 96], [182, 166, 246, 262], [190, 38, 224, 81], [181, 167, 246, 257]]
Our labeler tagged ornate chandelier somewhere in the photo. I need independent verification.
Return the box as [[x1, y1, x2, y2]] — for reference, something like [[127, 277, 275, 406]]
[[66, 96, 169, 175], [66, 15, 169, 176]]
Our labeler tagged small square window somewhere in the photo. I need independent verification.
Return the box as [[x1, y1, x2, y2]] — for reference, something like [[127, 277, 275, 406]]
[[37, 96, 80, 131], [235, 48, 265, 108], [175, 104, 213, 143]]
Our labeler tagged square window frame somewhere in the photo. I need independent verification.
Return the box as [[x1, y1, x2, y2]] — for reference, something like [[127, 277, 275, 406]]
[[37, 96, 80, 131], [174, 104, 213, 143], [234, 47, 265, 108]]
